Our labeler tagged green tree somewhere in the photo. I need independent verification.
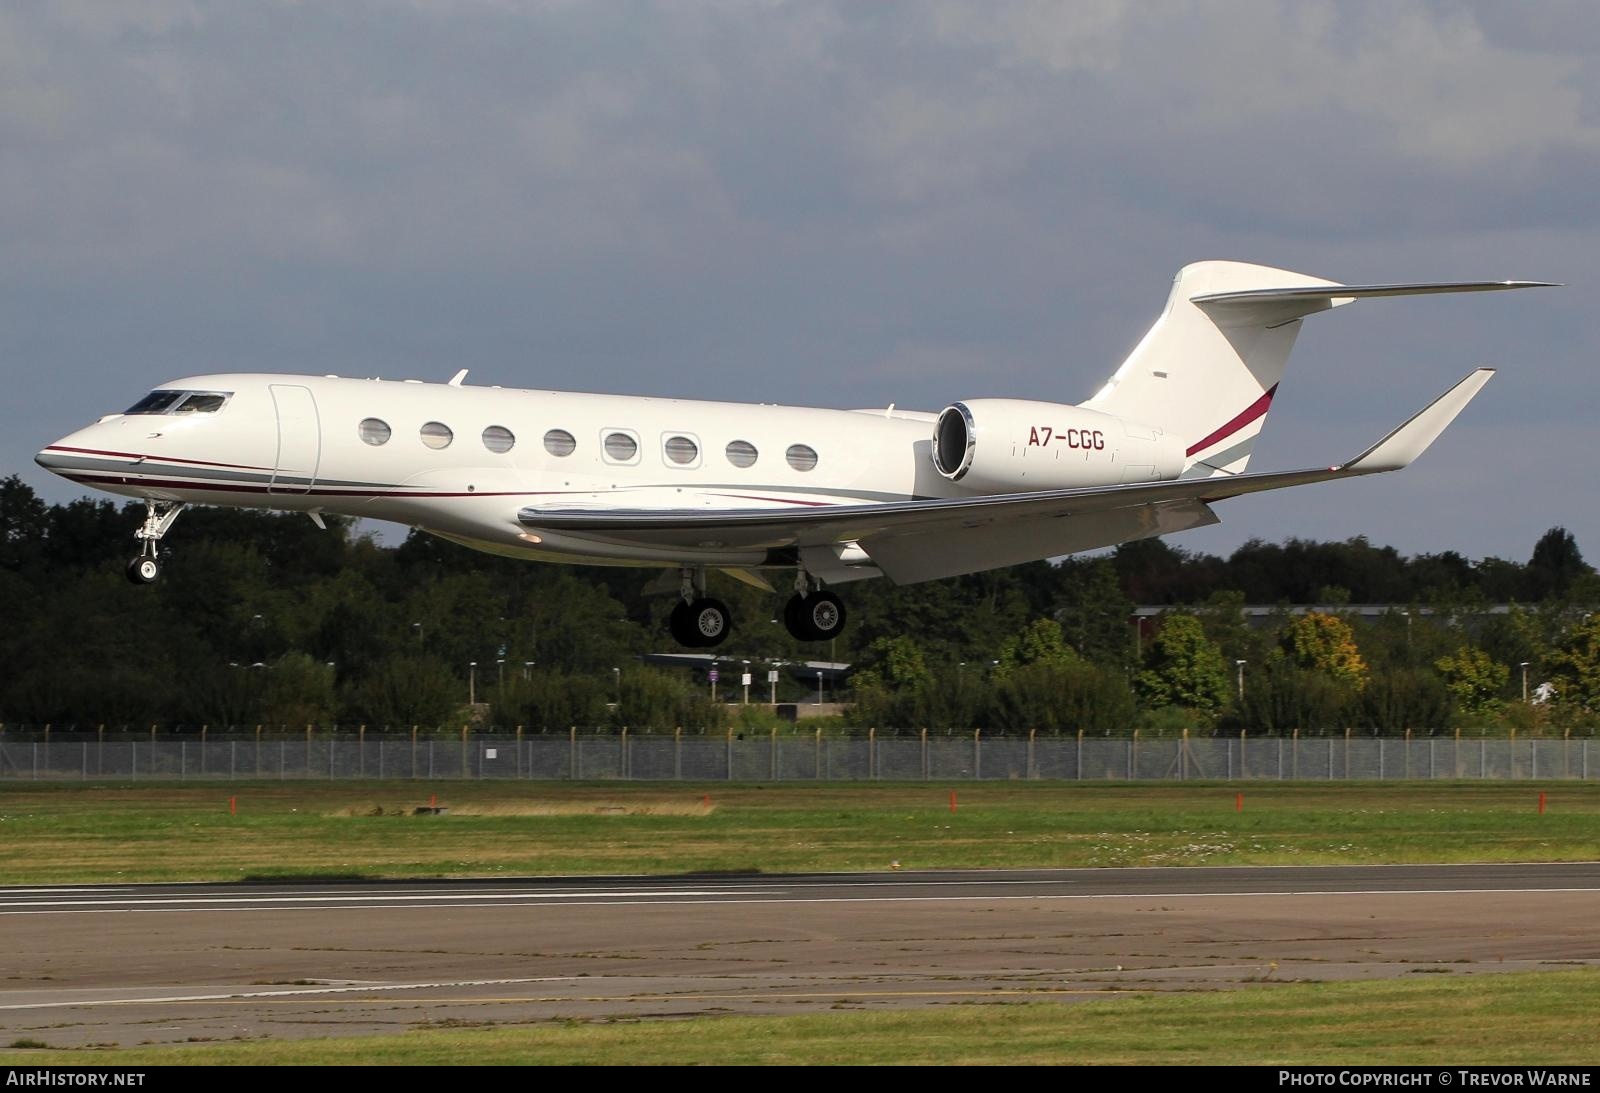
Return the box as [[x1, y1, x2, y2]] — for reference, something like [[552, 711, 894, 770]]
[[1283, 612, 1369, 691], [1527, 527, 1590, 600], [987, 660, 1135, 735], [1434, 647, 1509, 720], [343, 655, 463, 727], [994, 618, 1076, 679], [1545, 615, 1600, 713], [1135, 614, 1230, 717]]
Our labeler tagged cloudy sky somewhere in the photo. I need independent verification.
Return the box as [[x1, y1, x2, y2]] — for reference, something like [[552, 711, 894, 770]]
[[3, 1, 1596, 567]]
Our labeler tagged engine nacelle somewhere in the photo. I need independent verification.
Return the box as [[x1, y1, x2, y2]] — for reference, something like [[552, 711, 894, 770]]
[[931, 399, 1184, 492]]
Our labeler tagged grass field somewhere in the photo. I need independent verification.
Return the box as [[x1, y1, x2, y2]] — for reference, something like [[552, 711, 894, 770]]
[[2, 969, 1596, 1065], [0, 780, 1596, 885]]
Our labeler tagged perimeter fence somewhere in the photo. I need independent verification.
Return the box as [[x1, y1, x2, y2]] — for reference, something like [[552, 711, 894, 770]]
[[0, 729, 1595, 782]]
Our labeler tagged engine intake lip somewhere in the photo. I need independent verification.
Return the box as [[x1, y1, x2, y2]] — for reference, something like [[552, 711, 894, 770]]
[[933, 402, 976, 480]]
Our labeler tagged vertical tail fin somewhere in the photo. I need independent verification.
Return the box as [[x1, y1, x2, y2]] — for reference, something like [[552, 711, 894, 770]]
[[1080, 261, 1547, 478], [1082, 261, 1338, 478]]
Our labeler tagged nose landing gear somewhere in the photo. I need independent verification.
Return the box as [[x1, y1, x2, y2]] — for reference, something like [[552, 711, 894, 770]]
[[125, 499, 186, 585]]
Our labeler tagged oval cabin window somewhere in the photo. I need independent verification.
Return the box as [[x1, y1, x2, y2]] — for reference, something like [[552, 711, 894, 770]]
[[603, 432, 638, 462], [420, 422, 454, 450], [725, 440, 758, 468], [482, 425, 515, 454], [358, 418, 392, 446], [543, 429, 576, 457], [664, 435, 699, 465], [785, 443, 818, 472]]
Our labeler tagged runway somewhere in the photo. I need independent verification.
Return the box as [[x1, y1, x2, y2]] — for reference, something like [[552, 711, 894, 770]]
[[1, 864, 1597, 1049]]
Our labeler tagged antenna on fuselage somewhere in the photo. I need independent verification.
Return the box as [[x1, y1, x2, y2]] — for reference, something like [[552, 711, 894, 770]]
[[447, 369, 469, 386]]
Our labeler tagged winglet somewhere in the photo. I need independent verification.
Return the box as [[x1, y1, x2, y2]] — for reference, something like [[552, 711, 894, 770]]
[[1342, 368, 1495, 473], [448, 369, 469, 387]]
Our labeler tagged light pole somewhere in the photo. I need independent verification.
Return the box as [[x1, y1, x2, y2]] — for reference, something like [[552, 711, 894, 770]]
[[1236, 659, 1247, 703], [1521, 661, 1531, 703], [816, 669, 824, 706], [496, 658, 505, 690], [742, 660, 751, 706], [468, 661, 477, 705], [612, 667, 621, 705], [523, 660, 534, 682], [412, 621, 423, 645]]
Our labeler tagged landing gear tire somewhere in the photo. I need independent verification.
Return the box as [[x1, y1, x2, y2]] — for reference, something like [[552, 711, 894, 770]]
[[126, 556, 161, 585], [671, 598, 731, 648], [784, 590, 846, 642]]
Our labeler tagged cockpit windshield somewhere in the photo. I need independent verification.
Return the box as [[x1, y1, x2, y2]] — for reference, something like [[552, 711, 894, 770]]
[[124, 390, 232, 415]]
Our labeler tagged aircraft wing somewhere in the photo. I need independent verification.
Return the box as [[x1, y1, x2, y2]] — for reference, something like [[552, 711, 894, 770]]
[[518, 369, 1493, 584]]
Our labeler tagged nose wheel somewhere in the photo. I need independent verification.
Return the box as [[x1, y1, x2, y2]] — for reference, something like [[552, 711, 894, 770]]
[[125, 499, 186, 585], [126, 555, 161, 584]]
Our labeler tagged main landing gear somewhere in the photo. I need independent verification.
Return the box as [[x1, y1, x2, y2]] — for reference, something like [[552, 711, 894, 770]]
[[125, 499, 186, 585], [783, 572, 847, 642], [666, 568, 848, 648], [668, 568, 732, 649]]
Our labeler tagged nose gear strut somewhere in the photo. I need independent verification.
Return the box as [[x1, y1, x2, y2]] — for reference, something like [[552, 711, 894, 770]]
[[126, 499, 186, 584]]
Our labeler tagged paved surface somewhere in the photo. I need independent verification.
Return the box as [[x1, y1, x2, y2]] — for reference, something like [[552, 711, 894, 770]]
[[1, 864, 1597, 1048]]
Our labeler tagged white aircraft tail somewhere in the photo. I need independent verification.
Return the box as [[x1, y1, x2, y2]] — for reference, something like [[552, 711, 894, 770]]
[[1081, 260, 1547, 478]]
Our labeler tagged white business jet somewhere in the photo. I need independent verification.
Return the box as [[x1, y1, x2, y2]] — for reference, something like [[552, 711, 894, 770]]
[[36, 261, 1548, 649]]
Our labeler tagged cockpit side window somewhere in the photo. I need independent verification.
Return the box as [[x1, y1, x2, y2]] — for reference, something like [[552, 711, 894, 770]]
[[173, 392, 229, 414], [124, 390, 231, 415], [125, 391, 185, 415]]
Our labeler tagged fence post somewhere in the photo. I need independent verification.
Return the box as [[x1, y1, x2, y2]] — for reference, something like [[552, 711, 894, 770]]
[[817, 726, 824, 780], [973, 727, 981, 780], [921, 727, 928, 779], [770, 726, 778, 780], [1028, 728, 1037, 780], [1344, 727, 1351, 779], [200, 726, 207, 776], [1128, 731, 1137, 780], [1180, 728, 1188, 781], [98, 724, 104, 778], [1509, 727, 1516, 779], [621, 726, 628, 780], [1238, 729, 1246, 780], [868, 727, 876, 780], [411, 726, 418, 779], [569, 726, 577, 780], [675, 726, 682, 781], [725, 725, 733, 781], [1404, 728, 1412, 779], [461, 724, 469, 779], [359, 725, 366, 779], [516, 725, 523, 779], [1077, 729, 1083, 781], [1292, 728, 1299, 780]]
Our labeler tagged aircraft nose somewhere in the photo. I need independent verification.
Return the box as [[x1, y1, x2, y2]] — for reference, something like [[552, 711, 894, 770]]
[[35, 444, 67, 473]]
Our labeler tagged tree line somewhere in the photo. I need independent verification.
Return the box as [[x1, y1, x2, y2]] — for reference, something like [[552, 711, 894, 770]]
[[2, 475, 1596, 734]]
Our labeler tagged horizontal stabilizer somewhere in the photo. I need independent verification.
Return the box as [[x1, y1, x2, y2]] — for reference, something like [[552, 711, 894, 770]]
[[1193, 280, 1555, 326]]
